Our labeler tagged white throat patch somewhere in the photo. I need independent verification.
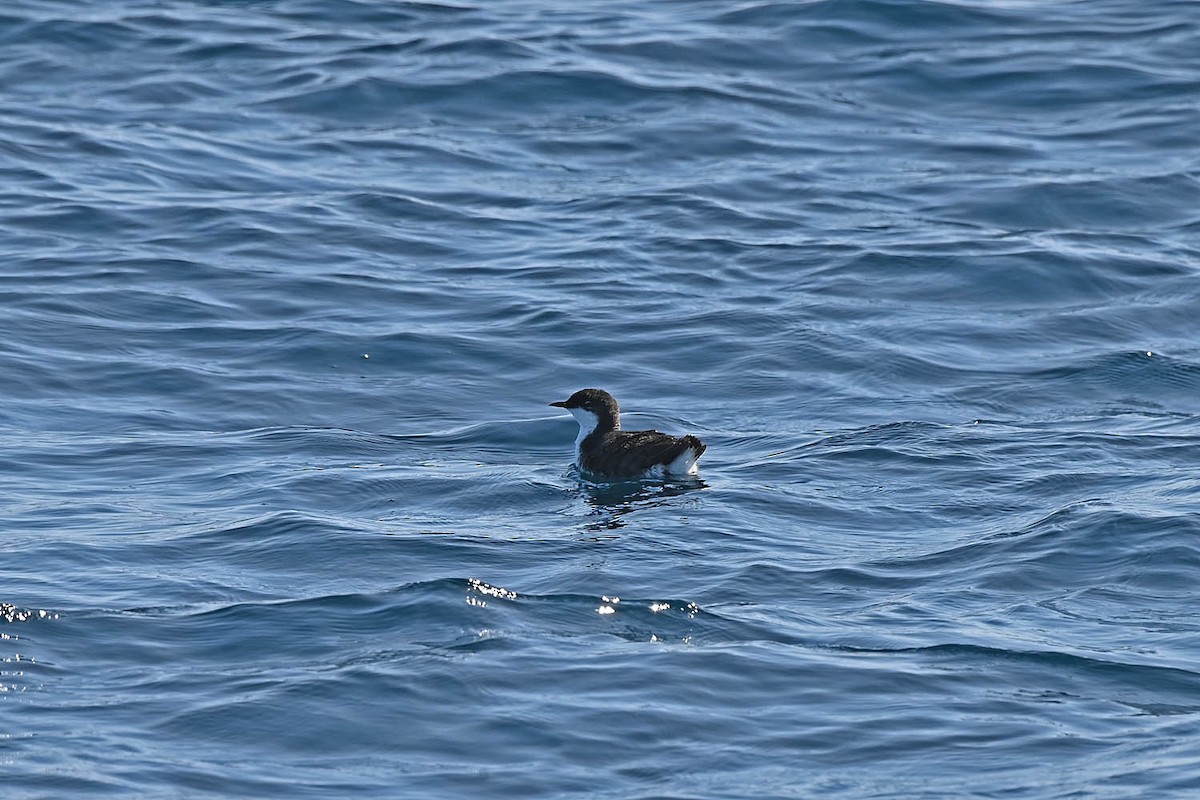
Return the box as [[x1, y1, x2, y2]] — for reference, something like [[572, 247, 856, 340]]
[[568, 407, 600, 439], [567, 407, 601, 456]]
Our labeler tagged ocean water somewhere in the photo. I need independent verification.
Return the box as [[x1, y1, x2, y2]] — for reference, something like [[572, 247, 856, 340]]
[[3, 0, 1199, 796]]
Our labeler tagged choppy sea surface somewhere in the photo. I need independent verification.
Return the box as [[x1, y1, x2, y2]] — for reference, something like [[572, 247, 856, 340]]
[[3, 1, 1199, 797]]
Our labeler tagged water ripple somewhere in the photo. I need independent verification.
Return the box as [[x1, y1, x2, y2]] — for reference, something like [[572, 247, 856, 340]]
[[4, 0, 1200, 796]]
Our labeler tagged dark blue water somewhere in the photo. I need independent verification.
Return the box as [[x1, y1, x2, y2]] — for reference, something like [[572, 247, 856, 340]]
[[3, 0, 1199, 796]]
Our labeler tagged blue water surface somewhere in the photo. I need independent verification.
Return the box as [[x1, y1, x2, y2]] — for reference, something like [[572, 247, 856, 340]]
[[3, 0, 1199, 797]]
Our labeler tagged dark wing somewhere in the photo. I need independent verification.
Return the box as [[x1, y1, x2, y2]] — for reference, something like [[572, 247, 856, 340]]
[[582, 430, 705, 478]]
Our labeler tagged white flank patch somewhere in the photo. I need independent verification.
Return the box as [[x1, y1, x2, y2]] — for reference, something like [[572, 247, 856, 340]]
[[665, 446, 702, 476], [641, 446, 702, 478]]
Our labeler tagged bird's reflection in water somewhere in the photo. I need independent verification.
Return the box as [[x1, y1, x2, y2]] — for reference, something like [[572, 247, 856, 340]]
[[575, 475, 707, 534]]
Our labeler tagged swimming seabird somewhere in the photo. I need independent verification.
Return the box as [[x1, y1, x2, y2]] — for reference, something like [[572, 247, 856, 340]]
[[550, 388, 706, 480]]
